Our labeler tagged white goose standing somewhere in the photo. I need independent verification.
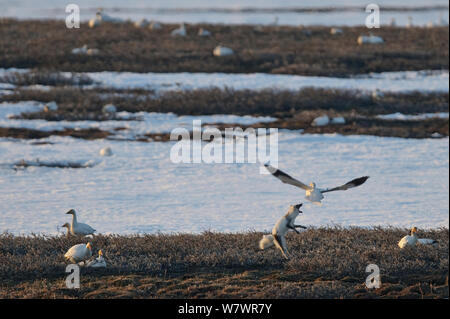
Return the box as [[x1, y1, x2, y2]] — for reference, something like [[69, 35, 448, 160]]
[[264, 164, 369, 204], [259, 203, 306, 259], [66, 209, 96, 236]]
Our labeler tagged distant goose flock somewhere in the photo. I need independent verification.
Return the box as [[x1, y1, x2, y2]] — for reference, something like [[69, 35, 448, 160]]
[[264, 164, 369, 204]]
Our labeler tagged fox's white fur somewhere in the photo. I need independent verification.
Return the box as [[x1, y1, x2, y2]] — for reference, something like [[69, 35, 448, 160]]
[[259, 204, 304, 259]]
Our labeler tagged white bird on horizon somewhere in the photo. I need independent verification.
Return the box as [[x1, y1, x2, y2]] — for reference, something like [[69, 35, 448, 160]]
[[264, 164, 369, 204], [64, 242, 93, 263], [259, 203, 306, 259], [66, 209, 96, 236]]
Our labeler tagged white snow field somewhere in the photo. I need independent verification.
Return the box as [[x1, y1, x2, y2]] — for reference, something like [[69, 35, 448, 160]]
[[0, 133, 448, 235], [1, 0, 448, 27], [1, 69, 448, 94], [85, 70, 449, 93], [0, 101, 276, 137]]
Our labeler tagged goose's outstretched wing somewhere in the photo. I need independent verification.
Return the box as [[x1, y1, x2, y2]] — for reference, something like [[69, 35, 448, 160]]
[[264, 164, 312, 191], [321, 176, 369, 193]]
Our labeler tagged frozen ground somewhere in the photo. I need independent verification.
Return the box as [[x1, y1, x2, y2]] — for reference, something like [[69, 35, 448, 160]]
[[0, 132, 448, 235], [377, 112, 449, 120], [86, 70, 450, 93], [1, 69, 448, 94], [0, 101, 276, 137], [1, 0, 448, 26]]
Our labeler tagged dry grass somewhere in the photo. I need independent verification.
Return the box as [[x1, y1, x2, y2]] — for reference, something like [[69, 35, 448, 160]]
[[0, 20, 447, 76], [0, 71, 94, 86], [5, 86, 447, 119], [0, 228, 448, 298]]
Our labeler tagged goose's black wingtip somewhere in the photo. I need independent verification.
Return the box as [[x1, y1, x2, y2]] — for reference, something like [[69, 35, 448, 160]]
[[352, 176, 369, 186]]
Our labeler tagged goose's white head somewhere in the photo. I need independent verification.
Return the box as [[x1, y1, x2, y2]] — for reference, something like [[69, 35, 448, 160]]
[[66, 209, 75, 215], [410, 227, 418, 235]]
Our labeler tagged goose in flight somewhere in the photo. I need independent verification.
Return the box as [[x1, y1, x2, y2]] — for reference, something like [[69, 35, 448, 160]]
[[259, 203, 306, 259], [66, 209, 96, 236], [264, 164, 369, 204]]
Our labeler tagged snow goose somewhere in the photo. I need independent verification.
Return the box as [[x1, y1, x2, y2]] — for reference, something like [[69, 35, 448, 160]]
[[357, 34, 384, 45], [171, 23, 186, 37], [213, 46, 234, 57], [89, 17, 101, 28], [417, 238, 438, 248], [259, 203, 306, 259], [398, 227, 418, 248], [64, 242, 93, 263], [102, 104, 117, 115], [149, 21, 162, 30], [66, 209, 96, 236], [96, 9, 123, 23], [311, 115, 330, 127], [43, 101, 58, 112], [99, 147, 113, 156], [61, 223, 71, 237], [86, 250, 107, 268], [71, 45, 88, 55], [198, 28, 211, 36], [406, 16, 413, 28], [264, 164, 369, 204], [330, 28, 343, 35], [134, 19, 150, 28]]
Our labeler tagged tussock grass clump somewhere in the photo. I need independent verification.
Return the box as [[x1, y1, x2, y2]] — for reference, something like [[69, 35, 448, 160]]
[[0, 228, 448, 298]]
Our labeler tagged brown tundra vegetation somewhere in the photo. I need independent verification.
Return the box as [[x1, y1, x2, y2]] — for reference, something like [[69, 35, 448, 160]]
[[0, 227, 448, 298], [1, 82, 448, 139], [0, 20, 447, 76]]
